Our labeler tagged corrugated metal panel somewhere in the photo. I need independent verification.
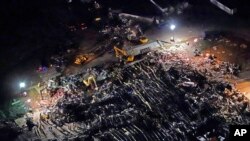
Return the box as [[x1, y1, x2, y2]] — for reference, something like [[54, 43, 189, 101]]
[[125, 41, 163, 56]]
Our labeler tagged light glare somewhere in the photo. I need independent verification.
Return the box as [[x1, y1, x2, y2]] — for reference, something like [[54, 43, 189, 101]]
[[19, 82, 26, 88], [170, 24, 176, 30]]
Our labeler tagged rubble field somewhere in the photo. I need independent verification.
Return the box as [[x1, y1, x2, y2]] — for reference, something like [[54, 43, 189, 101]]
[[15, 50, 250, 141]]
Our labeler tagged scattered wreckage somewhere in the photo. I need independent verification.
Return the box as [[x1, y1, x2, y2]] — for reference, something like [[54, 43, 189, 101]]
[[15, 51, 250, 141]]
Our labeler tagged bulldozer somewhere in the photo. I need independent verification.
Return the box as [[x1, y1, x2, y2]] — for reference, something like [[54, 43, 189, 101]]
[[74, 55, 88, 65]]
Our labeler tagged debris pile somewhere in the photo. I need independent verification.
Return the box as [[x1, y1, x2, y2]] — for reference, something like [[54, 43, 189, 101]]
[[26, 52, 250, 140], [0, 120, 22, 140]]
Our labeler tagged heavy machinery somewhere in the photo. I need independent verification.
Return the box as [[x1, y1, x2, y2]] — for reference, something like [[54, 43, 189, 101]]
[[114, 36, 149, 62], [114, 46, 135, 62], [114, 40, 166, 63], [83, 75, 98, 90], [127, 35, 149, 46], [74, 55, 88, 65]]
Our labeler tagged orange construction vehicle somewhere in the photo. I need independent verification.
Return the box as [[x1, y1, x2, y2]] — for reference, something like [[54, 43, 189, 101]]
[[74, 55, 88, 65]]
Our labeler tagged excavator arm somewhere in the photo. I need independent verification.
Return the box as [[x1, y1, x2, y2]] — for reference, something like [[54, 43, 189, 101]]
[[113, 46, 134, 62], [83, 75, 98, 90], [114, 46, 127, 57]]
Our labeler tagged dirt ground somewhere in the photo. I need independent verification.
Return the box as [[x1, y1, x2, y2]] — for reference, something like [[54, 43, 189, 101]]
[[199, 36, 250, 99], [158, 33, 250, 99]]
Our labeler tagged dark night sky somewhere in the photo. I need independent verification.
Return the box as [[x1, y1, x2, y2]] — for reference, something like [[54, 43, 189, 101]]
[[0, 0, 81, 107], [0, 0, 249, 107]]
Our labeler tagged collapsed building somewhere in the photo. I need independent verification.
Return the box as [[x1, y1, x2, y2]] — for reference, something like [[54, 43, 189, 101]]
[[1, 1, 249, 141], [15, 50, 250, 141]]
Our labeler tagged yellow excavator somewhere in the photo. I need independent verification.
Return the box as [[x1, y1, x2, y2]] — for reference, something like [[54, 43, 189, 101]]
[[74, 55, 88, 65], [83, 75, 98, 90], [114, 36, 149, 62], [114, 46, 135, 62]]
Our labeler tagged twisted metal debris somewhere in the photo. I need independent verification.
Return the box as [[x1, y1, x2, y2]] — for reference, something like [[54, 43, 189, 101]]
[[20, 52, 250, 141]]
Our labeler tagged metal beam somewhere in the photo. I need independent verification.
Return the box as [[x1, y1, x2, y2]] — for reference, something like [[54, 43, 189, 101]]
[[210, 0, 237, 15]]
